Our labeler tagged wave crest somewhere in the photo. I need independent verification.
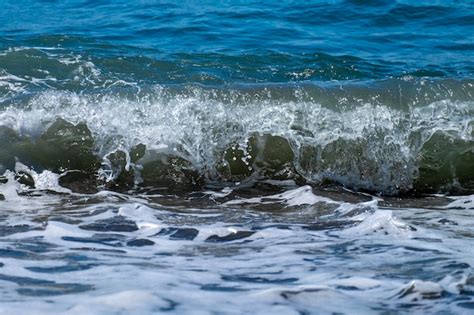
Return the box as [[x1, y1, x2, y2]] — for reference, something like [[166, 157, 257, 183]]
[[1, 83, 473, 195]]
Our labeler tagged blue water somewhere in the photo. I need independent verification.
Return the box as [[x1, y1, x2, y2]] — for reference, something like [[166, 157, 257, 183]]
[[1, 1, 474, 314], [2, 0, 474, 84]]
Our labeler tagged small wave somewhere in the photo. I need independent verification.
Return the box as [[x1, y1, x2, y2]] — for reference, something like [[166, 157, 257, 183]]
[[1, 80, 473, 195]]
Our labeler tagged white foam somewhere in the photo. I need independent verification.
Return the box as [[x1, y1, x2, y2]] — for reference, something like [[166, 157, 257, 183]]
[[444, 195, 474, 209], [0, 171, 20, 201], [66, 290, 169, 315], [202, 187, 233, 198], [117, 203, 163, 233], [0, 185, 473, 314], [339, 209, 415, 238], [224, 185, 339, 207], [395, 280, 444, 301], [279, 185, 340, 206]]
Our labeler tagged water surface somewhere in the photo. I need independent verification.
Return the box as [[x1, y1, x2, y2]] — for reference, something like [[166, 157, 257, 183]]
[[1, 1, 473, 314]]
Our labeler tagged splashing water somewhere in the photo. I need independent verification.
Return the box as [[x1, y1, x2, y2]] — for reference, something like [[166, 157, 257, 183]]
[[1, 1, 474, 314]]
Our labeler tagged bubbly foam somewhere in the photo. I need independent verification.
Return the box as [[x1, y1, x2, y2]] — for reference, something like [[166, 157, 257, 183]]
[[1, 81, 472, 194], [0, 183, 473, 314]]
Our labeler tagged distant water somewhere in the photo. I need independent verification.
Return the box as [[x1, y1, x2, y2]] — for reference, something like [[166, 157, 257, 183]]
[[1, 1, 473, 314]]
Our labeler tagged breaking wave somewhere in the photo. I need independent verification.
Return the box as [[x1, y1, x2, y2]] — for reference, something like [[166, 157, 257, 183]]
[[1, 78, 473, 195]]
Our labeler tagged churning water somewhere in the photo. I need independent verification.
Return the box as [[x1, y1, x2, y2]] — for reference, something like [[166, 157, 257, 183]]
[[0, 0, 473, 314]]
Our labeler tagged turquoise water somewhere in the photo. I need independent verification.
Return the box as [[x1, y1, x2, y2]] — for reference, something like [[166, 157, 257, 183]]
[[2, 0, 474, 78], [1, 1, 474, 314]]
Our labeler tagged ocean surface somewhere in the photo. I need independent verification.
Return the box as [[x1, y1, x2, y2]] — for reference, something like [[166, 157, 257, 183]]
[[1, 0, 473, 314]]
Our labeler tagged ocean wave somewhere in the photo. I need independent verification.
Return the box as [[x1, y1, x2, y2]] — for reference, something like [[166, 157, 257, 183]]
[[1, 82, 472, 195]]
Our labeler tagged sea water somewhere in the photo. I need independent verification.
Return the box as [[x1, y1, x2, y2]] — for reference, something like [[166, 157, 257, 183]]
[[0, 1, 473, 314]]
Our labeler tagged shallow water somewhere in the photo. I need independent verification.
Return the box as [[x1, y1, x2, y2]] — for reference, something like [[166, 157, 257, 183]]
[[1, 181, 474, 314], [1, 0, 474, 314]]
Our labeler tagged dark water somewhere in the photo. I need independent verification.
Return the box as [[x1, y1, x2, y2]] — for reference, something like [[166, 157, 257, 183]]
[[1, 1, 473, 314]]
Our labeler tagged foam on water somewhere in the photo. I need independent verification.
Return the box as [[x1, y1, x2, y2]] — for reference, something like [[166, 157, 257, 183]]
[[1, 181, 473, 314], [444, 195, 474, 210], [224, 185, 339, 207]]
